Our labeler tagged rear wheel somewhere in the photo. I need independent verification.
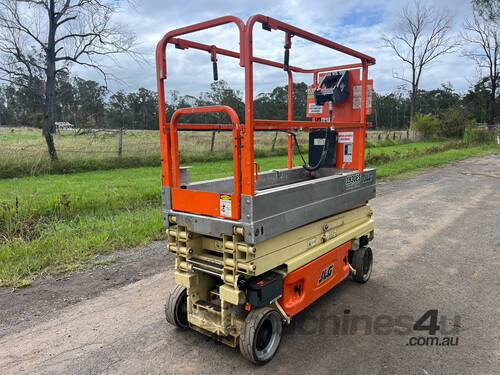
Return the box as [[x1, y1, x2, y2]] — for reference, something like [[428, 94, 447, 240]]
[[240, 307, 283, 365], [351, 246, 373, 283], [165, 285, 188, 328]]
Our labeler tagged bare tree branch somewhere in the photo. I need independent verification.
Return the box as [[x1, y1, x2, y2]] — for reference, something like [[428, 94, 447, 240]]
[[382, 0, 459, 122], [0, 0, 140, 160], [462, 11, 500, 124]]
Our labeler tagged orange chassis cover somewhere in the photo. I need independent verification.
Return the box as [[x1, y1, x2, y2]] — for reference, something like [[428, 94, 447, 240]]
[[279, 241, 351, 316]]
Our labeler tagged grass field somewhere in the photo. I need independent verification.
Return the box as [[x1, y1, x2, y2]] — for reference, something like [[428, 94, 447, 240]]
[[0, 127, 303, 178], [0, 135, 498, 287], [0, 126, 415, 178]]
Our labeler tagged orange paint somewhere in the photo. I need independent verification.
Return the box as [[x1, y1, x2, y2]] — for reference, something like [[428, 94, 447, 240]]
[[156, 15, 376, 217], [279, 241, 351, 316], [167, 105, 242, 220], [171, 188, 240, 220]]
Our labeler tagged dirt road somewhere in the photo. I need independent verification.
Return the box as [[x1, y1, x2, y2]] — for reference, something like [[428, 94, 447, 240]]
[[1, 155, 499, 374]]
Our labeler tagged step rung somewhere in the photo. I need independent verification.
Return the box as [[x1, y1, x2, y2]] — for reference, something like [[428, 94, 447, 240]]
[[195, 300, 221, 313], [209, 288, 220, 300]]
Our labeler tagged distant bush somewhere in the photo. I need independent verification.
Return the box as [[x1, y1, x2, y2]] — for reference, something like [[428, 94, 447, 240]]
[[463, 127, 496, 144], [410, 113, 439, 138], [28, 112, 44, 129], [438, 106, 474, 138], [378, 138, 397, 147]]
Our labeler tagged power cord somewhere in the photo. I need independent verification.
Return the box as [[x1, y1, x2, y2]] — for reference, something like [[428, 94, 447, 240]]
[[277, 128, 330, 172]]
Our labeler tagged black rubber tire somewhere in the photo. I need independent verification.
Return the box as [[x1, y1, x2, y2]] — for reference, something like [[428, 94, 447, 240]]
[[240, 307, 283, 365], [165, 285, 188, 328], [351, 246, 373, 283]]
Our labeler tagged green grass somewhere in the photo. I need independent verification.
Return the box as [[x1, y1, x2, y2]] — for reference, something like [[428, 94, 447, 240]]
[[1, 206, 163, 287], [366, 140, 444, 155], [374, 144, 500, 178], [0, 140, 498, 287]]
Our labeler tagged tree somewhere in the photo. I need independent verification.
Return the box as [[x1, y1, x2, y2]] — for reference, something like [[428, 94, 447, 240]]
[[196, 80, 244, 123], [463, 77, 491, 123], [462, 9, 499, 125], [166, 90, 197, 123], [127, 88, 158, 130], [0, 85, 10, 124], [254, 82, 308, 121], [0, 78, 45, 125], [382, 0, 458, 123], [106, 90, 130, 129], [410, 112, 439, 138], [0, 0, 137, 160], [438, 106, 474, 138], [416, 83, 461, 115], [472, 0, 500, 23], [55, 70, 75, 123], [73, 77, 107, 128], [368, 91, 411, 130]]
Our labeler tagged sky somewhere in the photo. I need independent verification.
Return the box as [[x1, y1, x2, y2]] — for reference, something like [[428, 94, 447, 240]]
[[72, 0, 479, 98]]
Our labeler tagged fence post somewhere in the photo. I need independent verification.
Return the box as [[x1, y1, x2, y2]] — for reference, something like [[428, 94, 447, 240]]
[[210, 131, 216, 153], [271, 131, 278, 152], [118, 128, 123, 156]]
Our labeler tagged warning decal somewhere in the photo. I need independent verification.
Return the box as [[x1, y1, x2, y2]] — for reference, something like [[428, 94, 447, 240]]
[[344, 143, 353, 163], [306, 84, 329, 118], [220, 194, 232, 217], [338, 132, 354, 143], [308, 103, 324, 114], [352, 84, 373, 110]]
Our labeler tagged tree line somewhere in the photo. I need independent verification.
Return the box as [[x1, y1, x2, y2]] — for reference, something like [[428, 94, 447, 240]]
[[1, 75, 496, 139], [372, 79, 499, 135]]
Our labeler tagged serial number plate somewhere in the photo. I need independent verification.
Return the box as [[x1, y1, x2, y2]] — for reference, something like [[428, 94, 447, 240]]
[[345, 173, 361, 190]]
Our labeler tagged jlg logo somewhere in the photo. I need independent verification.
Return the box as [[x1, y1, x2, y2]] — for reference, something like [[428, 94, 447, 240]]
[[318, 264, 334, 285]]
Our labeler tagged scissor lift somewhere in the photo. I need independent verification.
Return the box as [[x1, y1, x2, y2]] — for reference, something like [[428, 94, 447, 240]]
[[158, 15, 376, 364]]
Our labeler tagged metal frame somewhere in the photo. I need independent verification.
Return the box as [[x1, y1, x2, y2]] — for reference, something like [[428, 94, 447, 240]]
[[169, 204, 375, 344], [156, 14, 376, 234], [159, 16, 378, 355], [169, 105, 242, 220], [164, 167, 376, 244]]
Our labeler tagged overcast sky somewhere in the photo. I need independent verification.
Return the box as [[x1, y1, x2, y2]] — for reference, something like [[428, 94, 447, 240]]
[[73, 0, 478, 98]]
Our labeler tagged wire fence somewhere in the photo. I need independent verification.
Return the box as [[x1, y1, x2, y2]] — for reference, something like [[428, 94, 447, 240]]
[[0, 127, 416, 160]]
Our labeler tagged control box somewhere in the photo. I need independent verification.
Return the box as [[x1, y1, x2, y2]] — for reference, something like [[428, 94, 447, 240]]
[[244, 271, 283, 308], [308, 129, 337, 168]]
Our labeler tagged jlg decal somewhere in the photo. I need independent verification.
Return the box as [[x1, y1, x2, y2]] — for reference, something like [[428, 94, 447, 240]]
[[318, 264, 334, 285]]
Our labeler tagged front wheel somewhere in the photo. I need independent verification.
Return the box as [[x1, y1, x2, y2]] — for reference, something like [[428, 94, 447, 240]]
[[240, 307, 283, 365], [351, 246, 373, 283]]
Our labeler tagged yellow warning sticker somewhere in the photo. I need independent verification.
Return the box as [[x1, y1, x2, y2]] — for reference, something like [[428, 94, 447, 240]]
[[220, 194, 232, 217]]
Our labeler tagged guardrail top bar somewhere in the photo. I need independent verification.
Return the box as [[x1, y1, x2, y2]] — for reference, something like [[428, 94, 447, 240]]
[[155, 15, 375, 80], [245, 15, 375, 65]]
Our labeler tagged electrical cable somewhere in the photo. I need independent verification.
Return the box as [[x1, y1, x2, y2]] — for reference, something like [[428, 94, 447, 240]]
[[277, 128, 330, 172]]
